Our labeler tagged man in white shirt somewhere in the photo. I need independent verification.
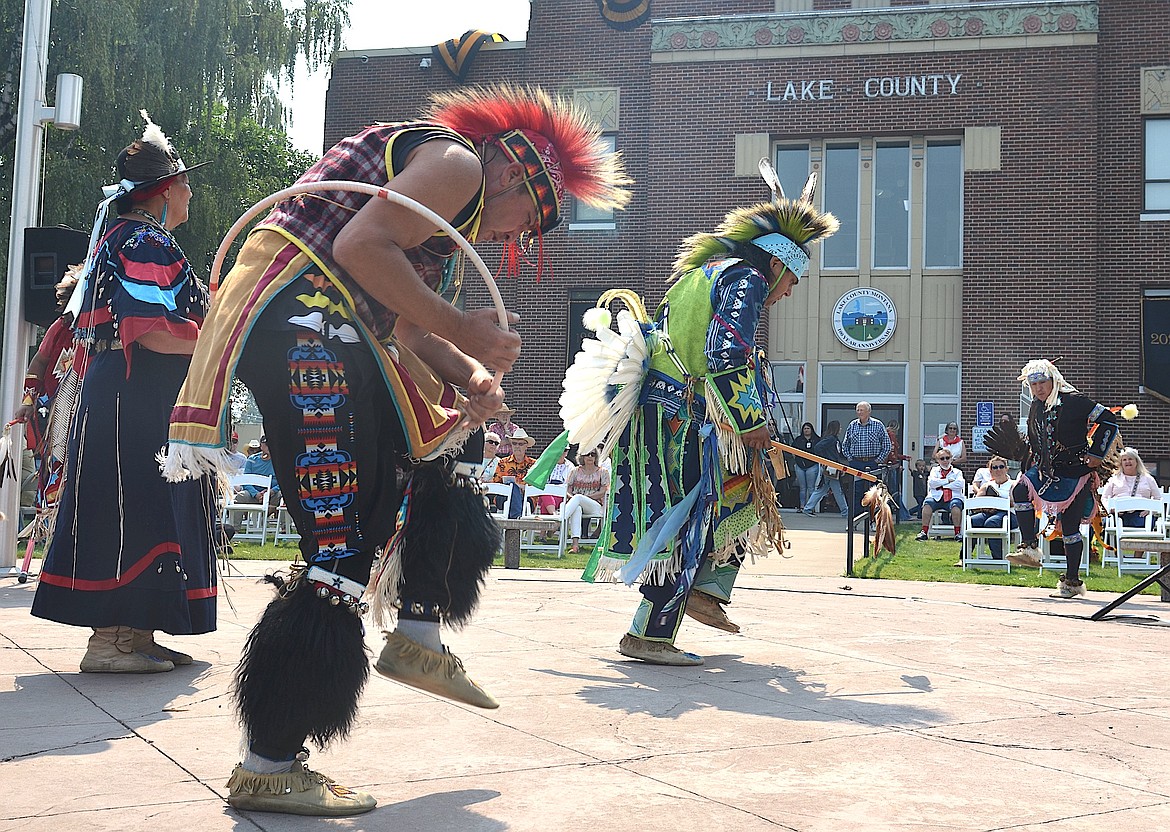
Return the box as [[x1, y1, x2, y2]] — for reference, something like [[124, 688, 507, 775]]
[[915, 447, 966, 541]]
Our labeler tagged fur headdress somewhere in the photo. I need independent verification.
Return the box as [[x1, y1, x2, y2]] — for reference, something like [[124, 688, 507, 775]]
[[1017, 359, 1076, 410], [427, 84, 631, 233], [672, 160, 839, 282]]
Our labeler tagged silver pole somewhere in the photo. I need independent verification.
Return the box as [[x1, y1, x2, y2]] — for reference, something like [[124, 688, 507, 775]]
[[0, 0, 54, 573]]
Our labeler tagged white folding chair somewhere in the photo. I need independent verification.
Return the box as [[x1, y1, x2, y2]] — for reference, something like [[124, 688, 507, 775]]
[[520, 483, 567, 554], [1111, 496, 1166, 575], [1099, 495, 1119, 569], [482, 482, 513, 518], [558, 493, 604, 557], [1037, 518, 1091, 576], [959, 496, 1012, 571], [927, 503, 959, 539], [222, 474, 274, 545]]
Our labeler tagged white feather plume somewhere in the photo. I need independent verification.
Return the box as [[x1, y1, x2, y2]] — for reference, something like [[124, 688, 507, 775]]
[[560, 308, 652, 455], [139, 109, 174, 155]]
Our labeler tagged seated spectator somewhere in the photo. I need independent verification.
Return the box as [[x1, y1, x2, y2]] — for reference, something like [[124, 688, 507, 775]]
[[967, 455, 1017, 559], [909, 458, 928, 519], [479, 431, 502, 481], [535, 446, 575, 515], [227, 433, 248, 474], [236, 436, 281, 512], [1102, 447, 1161, 528], [969, 464, 991, 496], [245, 437, 261, 457], [562, 449, 608, 553], [916, 448, 965, 541], [487, 404, 521, 458], [492, 427, 536, 486], [933, 421, 967, 464]]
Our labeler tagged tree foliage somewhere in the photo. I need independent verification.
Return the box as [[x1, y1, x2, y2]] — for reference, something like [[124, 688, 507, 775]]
[[0, 0, 350, 314]]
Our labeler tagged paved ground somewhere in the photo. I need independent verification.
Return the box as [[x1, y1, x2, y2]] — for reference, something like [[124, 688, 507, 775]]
[[3, 543, 1169, 832]]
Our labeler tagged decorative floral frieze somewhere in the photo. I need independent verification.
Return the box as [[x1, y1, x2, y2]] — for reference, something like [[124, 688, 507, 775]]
[[652, 1, 1097, 53]]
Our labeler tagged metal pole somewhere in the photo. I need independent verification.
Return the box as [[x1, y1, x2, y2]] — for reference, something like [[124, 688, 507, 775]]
[[0, 0, 54, 573]]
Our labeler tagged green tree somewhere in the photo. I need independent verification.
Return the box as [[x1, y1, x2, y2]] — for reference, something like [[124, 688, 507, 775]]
[[0, 0, 350, 318]]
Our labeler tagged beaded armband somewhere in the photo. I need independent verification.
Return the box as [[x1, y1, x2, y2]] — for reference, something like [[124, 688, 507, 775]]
[[706, 365, 766, 434]]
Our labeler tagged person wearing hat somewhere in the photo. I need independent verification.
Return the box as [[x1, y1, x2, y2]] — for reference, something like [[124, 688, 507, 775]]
[[487, 403, 521, 457], [997, 360, 1119, 598], [226, 434, 248, 474], [491, 427, 537, 485], [565, 162, 837, 667], [162, 85, 630, 815], [31, 111, 216, 674]]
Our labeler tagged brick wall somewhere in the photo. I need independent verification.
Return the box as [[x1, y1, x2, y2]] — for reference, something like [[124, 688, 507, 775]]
[[322, 0, 1170, 473]]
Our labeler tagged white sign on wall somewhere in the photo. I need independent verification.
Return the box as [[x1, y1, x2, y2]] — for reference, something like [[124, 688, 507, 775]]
[[832, 288, 897, 352]]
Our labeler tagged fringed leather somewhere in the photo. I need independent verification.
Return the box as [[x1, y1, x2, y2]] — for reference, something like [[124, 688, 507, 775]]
[[226, 761, 327, 796], [704, 379, 748, 475], [748, 454, 785, 557], [159, 443, 234, 497], [368, 542, 404, 631]]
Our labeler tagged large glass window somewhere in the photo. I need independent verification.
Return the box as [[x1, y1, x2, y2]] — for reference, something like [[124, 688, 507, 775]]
[[1145, 118, 1170, 214], [921, 362, 960, 459], [873, 142, 910, 268], [770, 362, 806, 442], [821, 363, 906, 395], [572, 134, 617, 226], [774, 144, 810, 200], [925, 141, 963, 266], [822, 144, 859, 269]]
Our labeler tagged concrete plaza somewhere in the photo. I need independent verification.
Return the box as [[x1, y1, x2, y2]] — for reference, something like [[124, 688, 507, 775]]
[[2, 529, 1169, 831]]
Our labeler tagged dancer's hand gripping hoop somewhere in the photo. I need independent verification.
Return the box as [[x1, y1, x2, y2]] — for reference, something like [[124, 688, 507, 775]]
[[211, 180, 513, 401]]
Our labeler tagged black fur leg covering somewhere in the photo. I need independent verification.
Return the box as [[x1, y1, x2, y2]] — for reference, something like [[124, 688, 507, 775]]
[[234, 579, 369, 756], [400, 463, 501, 627]]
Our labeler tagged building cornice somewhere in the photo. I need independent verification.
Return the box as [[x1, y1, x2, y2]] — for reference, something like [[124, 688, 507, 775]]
[[651, 1, 1097, 62]]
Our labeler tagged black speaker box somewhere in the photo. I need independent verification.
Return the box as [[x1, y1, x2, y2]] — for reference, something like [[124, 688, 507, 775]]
[[23, 226, 88, 327]]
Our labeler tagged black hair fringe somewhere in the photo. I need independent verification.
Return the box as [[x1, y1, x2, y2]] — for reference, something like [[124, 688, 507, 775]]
[[234, 581, 369, 755], [401, 463, 501, 627]]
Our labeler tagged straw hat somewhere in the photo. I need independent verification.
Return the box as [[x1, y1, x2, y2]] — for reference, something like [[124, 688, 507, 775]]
[[509, 428, 534, 446]]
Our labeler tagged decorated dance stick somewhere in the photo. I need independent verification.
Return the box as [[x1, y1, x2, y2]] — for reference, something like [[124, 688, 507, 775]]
[[209, 180, 511, 386], [770, 440, 883, 483]]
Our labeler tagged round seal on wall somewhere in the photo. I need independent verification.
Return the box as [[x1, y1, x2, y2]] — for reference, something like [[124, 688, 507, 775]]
[[832, 288, 897, 351]]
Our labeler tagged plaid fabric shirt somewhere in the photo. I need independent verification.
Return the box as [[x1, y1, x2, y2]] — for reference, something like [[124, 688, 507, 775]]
[[842, 417, 892, 462], [260, 122, 483, 339]]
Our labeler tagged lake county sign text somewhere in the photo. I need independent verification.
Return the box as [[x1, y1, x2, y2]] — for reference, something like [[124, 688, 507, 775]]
[[765, 74, 963, 101]]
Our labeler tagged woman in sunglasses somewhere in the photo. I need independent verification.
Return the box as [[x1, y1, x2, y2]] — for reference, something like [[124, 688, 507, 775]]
[[968, 456, 1017, 559]]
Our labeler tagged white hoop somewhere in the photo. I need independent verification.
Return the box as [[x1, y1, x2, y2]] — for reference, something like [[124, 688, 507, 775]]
[[209, 180, 510, 384]]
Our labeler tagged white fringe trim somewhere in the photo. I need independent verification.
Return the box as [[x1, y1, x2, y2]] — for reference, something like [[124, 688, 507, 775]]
[[159, 444, 234, 498], [367, 543, 403, 631], [596, 551, 683, 587]]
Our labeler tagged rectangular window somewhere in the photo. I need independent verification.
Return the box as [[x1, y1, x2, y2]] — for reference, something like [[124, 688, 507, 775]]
[[1145, 118, 1170, 214], [925, 141, 963, 267], [566, 290, 604, 365], [873, 142, 910, 268], [571, 135, 617, 227], [921, 362, 960, 459], [820, 363, 906, 395], [770, 362, 806, 442], [774, 144, 810, 201], [822, 144, 859, 269]]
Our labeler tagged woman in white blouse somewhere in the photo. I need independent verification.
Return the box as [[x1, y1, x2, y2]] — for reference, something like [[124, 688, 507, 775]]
[[562, 449, 609, 553], [1101, 447, 1162, 527]]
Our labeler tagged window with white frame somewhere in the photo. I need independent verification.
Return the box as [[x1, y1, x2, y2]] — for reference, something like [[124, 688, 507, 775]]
[[922, 363, 961, 460], [774, 144, 811, 199], [924, 140, 963, 266], [769, 362, 806, 442], [570, 134, 617, 228], [1145, 118, 1170, 215], [873, 142, 910, 268], [822, 144, 860, 269]]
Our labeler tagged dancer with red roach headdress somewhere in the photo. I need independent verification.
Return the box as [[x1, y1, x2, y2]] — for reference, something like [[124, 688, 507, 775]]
[[164, 85, 629, 816]]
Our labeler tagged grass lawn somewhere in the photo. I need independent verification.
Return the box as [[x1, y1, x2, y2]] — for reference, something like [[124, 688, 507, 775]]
[[165, 528, 1167, 597], [852, 526, 1163, 596]]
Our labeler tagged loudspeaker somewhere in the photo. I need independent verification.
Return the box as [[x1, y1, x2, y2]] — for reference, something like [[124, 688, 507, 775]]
[[23, 226, 88, 327]]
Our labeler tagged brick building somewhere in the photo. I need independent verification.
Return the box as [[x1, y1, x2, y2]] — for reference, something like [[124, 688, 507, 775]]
[[322, 0, 1169, 487]]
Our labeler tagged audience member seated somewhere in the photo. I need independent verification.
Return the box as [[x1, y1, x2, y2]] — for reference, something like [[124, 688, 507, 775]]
[[966, 455, 1017, 559], [479, 431, 502, 481], [492, 428, 536, 485], [933, 421, 967, 464], [562, 449, 608, 553], [534, 446, 576, 515], [235, 436, 281, 516], [227, 433, 248, 474], [969, 464, 991, 496], [1101, 447, 1162, 528], [916, 448, 965, 541], [487, 403, 522, 458]]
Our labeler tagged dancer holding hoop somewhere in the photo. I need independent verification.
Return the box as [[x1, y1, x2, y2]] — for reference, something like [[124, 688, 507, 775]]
[[166, 85, 629, 816]]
